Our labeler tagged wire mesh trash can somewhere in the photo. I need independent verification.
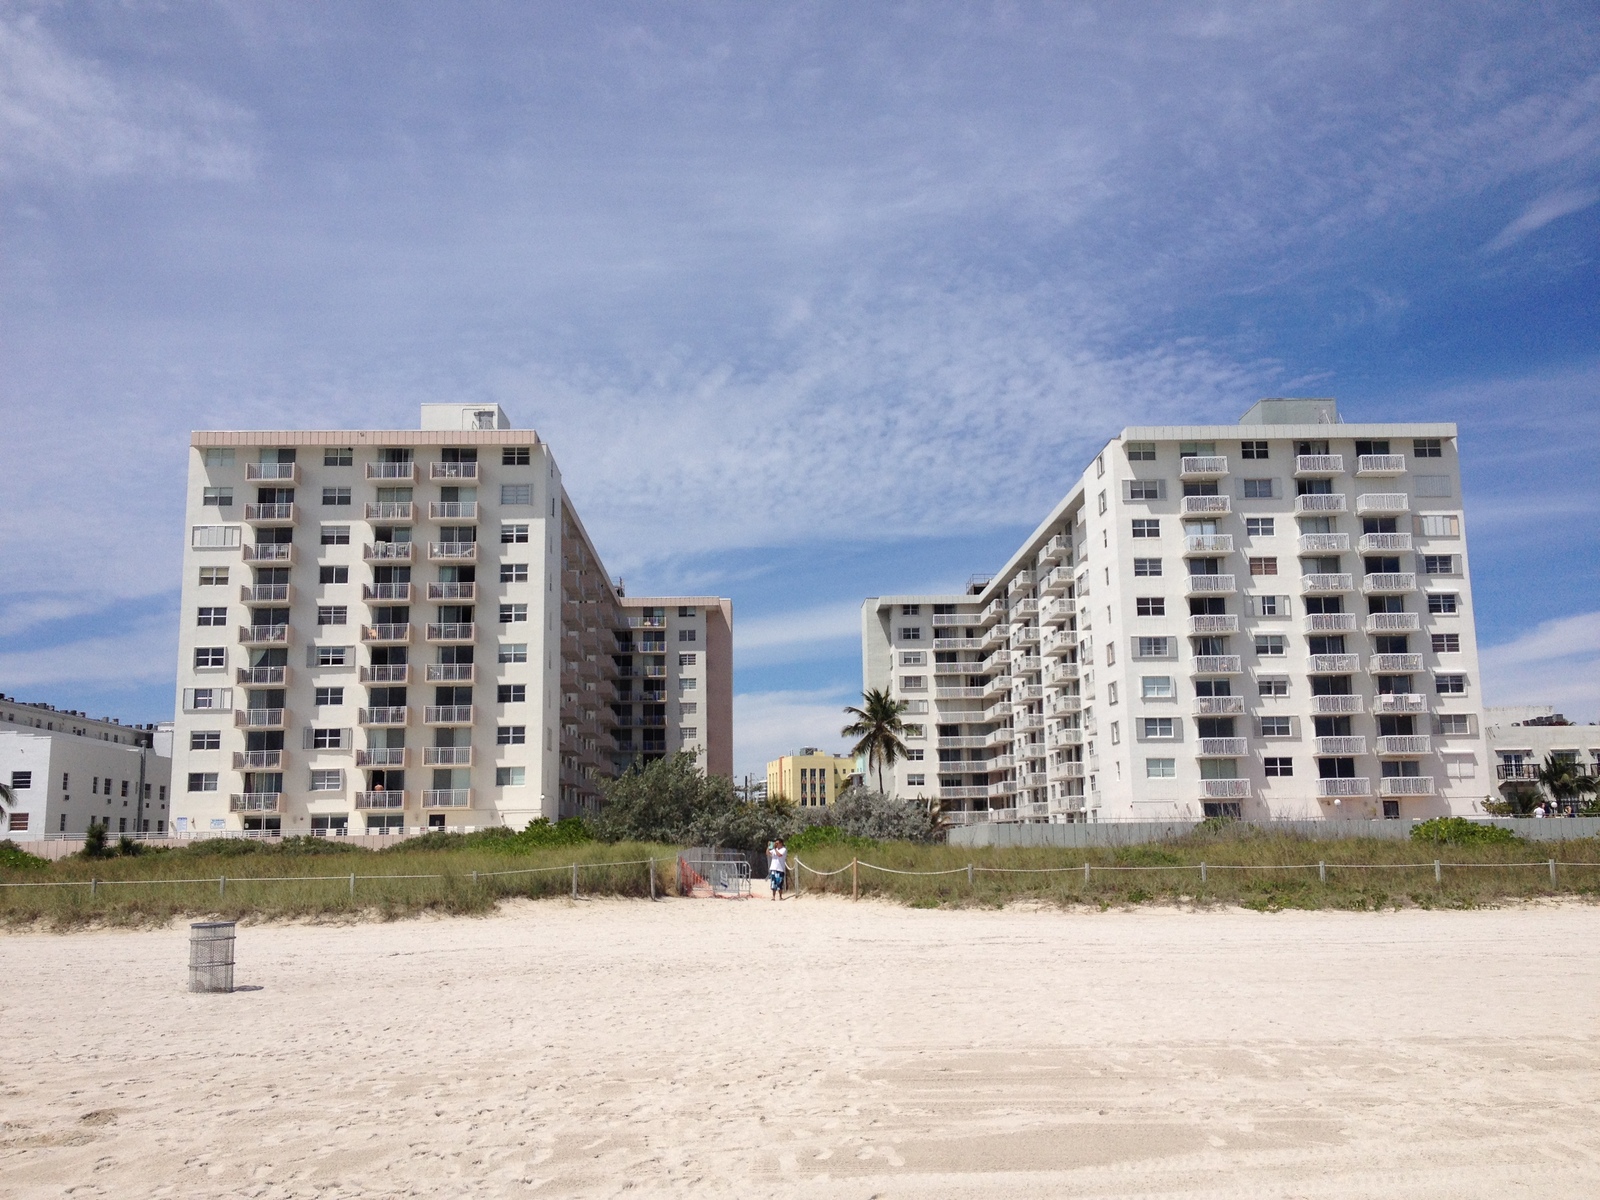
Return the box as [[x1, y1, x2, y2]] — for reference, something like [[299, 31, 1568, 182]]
[[189, 921, 236, 993]]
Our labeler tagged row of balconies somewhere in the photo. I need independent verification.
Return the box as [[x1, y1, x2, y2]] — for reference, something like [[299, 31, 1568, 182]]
[[1184, 572, 1420, 597], [1192, 736, 1431, 757], [1038, 532, 1071, 567], [239, 582, 475, 602], [360, 543, 479, 564], [1314, 777, 1437, 797], [238, 622, 483, 647], [240, 462, 486, 484], [231, 705, 483, 729], [1040, 597, 1076, 625], [1303, 612, 1422, 634], [1165, 494, 1415, 519], [229, 746, 480, 770], [1179, 692, 1430, 715], [240, 501, 483, 526], [1173, 454, 1410, 480], [235, 663, 470, 685], [1182, 532, 1417, 557]]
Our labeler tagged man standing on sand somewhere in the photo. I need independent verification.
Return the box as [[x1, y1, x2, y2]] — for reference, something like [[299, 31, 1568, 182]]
[[768, 838, 788, 900]]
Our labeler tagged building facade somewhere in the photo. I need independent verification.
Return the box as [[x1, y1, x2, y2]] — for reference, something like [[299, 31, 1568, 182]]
[[0, 694, 173, 837], [863, 399, 1488, 823], [1486, 706, 1600, 807], [170, 404, 731, 837], [767, 749, 857, 808]]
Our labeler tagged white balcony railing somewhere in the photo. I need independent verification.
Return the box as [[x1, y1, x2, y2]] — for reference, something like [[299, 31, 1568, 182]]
[[1374, 693, 1427, 713], [232, 750, 283, 769], [1357, 454, 1407, 476], [1308, 654, 1360, 673], [355, 790, 406, 809], [1311, 695, 1364, 714], [1187, 614, 1238, 634], [364, 502, 414, 521], [1379, 776, 1435, 796], [1295, 454, 1344, 476], [360, 664, 409, 683], [1194, 696, 1245, 715], [1186, 574, 1236, 594], [933, 637, 982, 650], [428, 542, 478, 562], [423, 747, 474, 765], [1181, 495, 1231, 515], [236, 665, 288, 686], [427, 582, 476, 601], [1197, 738, 1248, 757], [358, 706, 408, 725], [1039, 565, 1073, 595], [1366, 611, 1420, 633], [1192, 655, 1242, 674], [1371, 653, 1423, 672], [230, 792, 282, 813], [361, 623, 412, 643], [1301, 573, 1353, 593], [429, 501, 478, 520], [1297, 533, 1349, 553], [1356, 493, 1410, 516], [244, 503, 297, 523], [1315, 737, 1367, 755], [1303, 613, 1357, 633], [430, 461, 479, 480], [365, 461, 417, 480], [1294, 494, 1347, 514], [1317, 778, 1371, 797], [1377, 736, 1431, 756], [1200, 779, 1250, 799], [363, 542, 414, 561], [243, 543, 295, 563], [1359, 533, 1413, 553], [422, 789, 472, 808], [234, 708, 286, 729], [1184, 534, 1234, 554], [1179, 455, 1229, 478], [362, 582, 412, 602], [355, 748, 407, 767], [246, 462, 298, 482], [239, 624, 290, 645], [424, 705, 475, 726], [240, 584, 291, 603], [426, 622, 477, 642], [426, 663, 475, 683], [1363, 572, 1416, 594], [931, 614, 975, 628], [935, 687, 985, 700]]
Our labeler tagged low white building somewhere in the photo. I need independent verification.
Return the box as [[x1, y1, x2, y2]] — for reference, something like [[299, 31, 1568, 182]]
[[1485, 706, 1600, 804], [0, 694, 173, 838]]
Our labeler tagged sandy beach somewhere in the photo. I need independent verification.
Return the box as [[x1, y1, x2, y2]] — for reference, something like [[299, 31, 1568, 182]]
[[4, 898, 1600, 1198]]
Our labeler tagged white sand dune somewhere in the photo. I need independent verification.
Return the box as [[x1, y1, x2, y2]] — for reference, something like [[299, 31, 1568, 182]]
[[4, 898, 1600, 1197]]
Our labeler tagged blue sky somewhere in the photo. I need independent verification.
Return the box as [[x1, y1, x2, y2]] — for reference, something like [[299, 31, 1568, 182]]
[[1, 2, 1597, 779]]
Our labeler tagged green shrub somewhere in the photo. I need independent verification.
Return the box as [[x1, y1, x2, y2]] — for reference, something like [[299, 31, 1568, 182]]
[[0, 839, 49, 871], [1411, 817, 1519, 846], [512, 817, 593, 849], [80, 823, 110, 859], [787, 824, 877, 853]]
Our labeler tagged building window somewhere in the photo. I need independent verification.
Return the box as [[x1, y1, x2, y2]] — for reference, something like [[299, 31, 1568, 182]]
[[901, 675, 927, 690], [316, 646, 351, 666], [500, 563, 528, 582], [499, 604, 528, 623], [1140, 718, 1176, 739], [1126, 441, 1156, 462], [1141, 676, 1174, 700], [1132, 519, 1160, 538], [1437, 713, 1471, 735], [1435, 674, 1466, 695], [677, 653, 698, 668], [1264, 757, 1293, 777], [311, 728, 345, 749], [1427, 593, 1459, 614], [900, 652, 926, 666], [1097, 490, 1108, 515], [310, 770, 343, 791], [1418, 514, 1459, 537], [902, 773, 926, 787], [202, 448, 235, 467], [1146, 757, 1176, 777], [322, 486, 351, 506], [1422, 554, 1454, 575], [500, 523, 530, 543], [321, 524, 351, 545], [183, 688, 224, 710], [1445, 756, 1476, 780], [497, 725, 526, 745], [324, 447, 353, 466], [189, 731, 221, 750], [1244, 594, 1285, 617], [1135, 637, 1172, 658], [199, 567, 229, 586], [1254, 634, 1287, 656], [191, 524, 242, 549], [194, 647, 226, 670], [1136, 597, 1165, 616], [314, 687, 345, 707], [319, 565, 349, 584], [1260, 716, 1291, 737], [502, 447, 532, 466], [1259, 676, 1289, 696], [497, 684, 526, 703], [9, 771, 31, 790], [501, 484, 533, 505], [196, 606, 227, 627], [901, 604, 920, 615], [317, 605, 348, 626], [1248, 557, 1278, 576], [1133, 557, 1162, 577], [1413, 438, 1443, 458], [1241, 440, 1269, 460], [679, 629, 697, 642], [499, 644, 528, 663], [680, 702, 698, 715], [1244, 517, 1275, 537], [1432, 633, 1461, 653], [202, 486, 233, 507], [496, 766, 527, 786], [1242, 479, 1276, 499], [1126, 480, 1164, 501], [187, 773, 219, 792], [1107, 682, 1119, 706], [899, 626, 923, 641]]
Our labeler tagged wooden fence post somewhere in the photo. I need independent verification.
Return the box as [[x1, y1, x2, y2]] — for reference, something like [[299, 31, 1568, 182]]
[[1318, 861, 1326, 884], [571, 862, 578, 900], [1549, 859, 1557, 887], [351, 872, 357, 897], [649, 858, 656, 900], [851, 857, 858, 902], [967, 863, 974, 887], [1434, 860, 1441, 885], [219, 875, 226, 897]]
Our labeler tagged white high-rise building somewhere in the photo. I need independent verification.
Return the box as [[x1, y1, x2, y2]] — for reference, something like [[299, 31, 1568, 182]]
[[863, 399, 1487, 823], [171, 404, 732, 837]]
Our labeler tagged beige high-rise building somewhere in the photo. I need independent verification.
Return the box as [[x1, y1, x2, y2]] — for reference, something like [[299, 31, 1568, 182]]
[[170, 404, 731, 837], [863, 399, 1488, 824]]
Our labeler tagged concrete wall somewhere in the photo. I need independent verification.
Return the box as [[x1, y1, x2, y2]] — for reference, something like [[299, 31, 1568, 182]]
[[949, 816, 1600, 849]]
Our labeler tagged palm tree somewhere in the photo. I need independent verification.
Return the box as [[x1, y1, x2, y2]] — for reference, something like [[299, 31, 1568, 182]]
[[842, 688, 909, 796], [1538, 754, 1595, 816]]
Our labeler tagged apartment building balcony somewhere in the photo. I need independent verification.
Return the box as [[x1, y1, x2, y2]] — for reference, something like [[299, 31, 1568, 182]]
[[1012, 685, 1044, 704], [1374, 693, 1427, 714], [356, 582, 408, 604], [1184, 533, 1234, 555], [1187, 614, 1238, 634], [981, 675, 1013, 699], [933, 660, 973, 677], [1356, 492, 1412, 518], [230, 792, 282, 813], [1380, 776, 1435, 797], [1311, 695, 1364, 714], [1303, 613, 1357, 634], [424, 705, 475, 726], [1008, 570, 1035, 592], [430, 461, 479, 480], [429, 501, 478, 520], [1185, 574, 1236, 595], [1297, 533, 1350, 554], [1198, 738, 1248, 757], [363, 541, 414, 563], [1359, 532, 1413, 553], [1021, 772, 1048, 790], [244, 503, 298, 525], [1371, 653, 1423, 673], [358, 706, 409, 726], [364, 501, 414, 522], [361, 623, 411, 644], [1011, 598, 1040, 619], [1363, 572, 1416, 595], [1315, 737, 1368, 755], [1038, 533, 1071, 566], [1040, 597, 1076, 625], [1021, 740, 1048, 760], [1366, 612, 1421, 634], [1048, 759, 1087, 780], [989, 779, 1021, 798], [1010, 627, 1041, 648], [933, 636, 982, 650], [360, 664, 409, 684], [935, 686, 985, 700], [366, 461, 418, 481], [243, 542, 296, 564], [1181, 495, 1231, 516], [1200, 779, 1251, 799], [246, 462, 299, 482], [1497, 763, 1540, 782], [983, 701, 1013, 723], [355, 789, 406, 809], [937, 735, 990, 749], [423, 746, 473, 766], [938, 786, 989, 802], [624, 613, 666, 629], [1042, 628, 1077, 656], [239, 583, 292, 604], [1191, 655, 1241, 674], [984, 754, 1017, 772], [1377, 736, 1432, 756], [1317, 778, 1371, 798], [979, 647, 1009, 670], [981, 623, 1010, 650], [234, 708, 287, 730], [355, 747, 407, 767], [1353, 454, 1406, 477], [1308, 653, 1360, 673], [426, 582, 476, 602], [425, 622, 476, 644], [422, 789, 472, 809], [1011, 655, 1043, 676], [1294, 454, 1344, 477], [232, 750, 283, 770], [641, 663, 667, 678], [1294, 493, 1347, 514], [428, 542, 478, 563], [1179, 455, 1229, 479], [1043, 661, 1079, 688], [1300, 572, 1353, 594], [237, 665, 289, 686], [931, 613, 976, 628], [1046, 727, 1084, 750], [979, 599, 1006, 627], [239, 624, 291, 646], [1194, 695, 1245, 716], [1015, 713, 1046, 731]]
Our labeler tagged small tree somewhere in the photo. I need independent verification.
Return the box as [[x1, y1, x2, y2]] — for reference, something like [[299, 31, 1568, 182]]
[[1538, 754, 1596, 815], [841, 689, 909, 795], [81, 821, 110, 859], [593, 751, 739, 845]]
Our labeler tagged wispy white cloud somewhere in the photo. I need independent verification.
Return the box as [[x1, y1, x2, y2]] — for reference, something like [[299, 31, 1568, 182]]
[[0, 613, 176, 691], [1481, 611, 1600, 723], [733, 687, 858, 781], [734, 601, 863, 667], [1484, 187, 1600, 252]]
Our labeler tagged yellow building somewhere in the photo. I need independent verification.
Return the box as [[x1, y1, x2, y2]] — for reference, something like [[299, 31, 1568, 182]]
[[767, 748, 857, 808]]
